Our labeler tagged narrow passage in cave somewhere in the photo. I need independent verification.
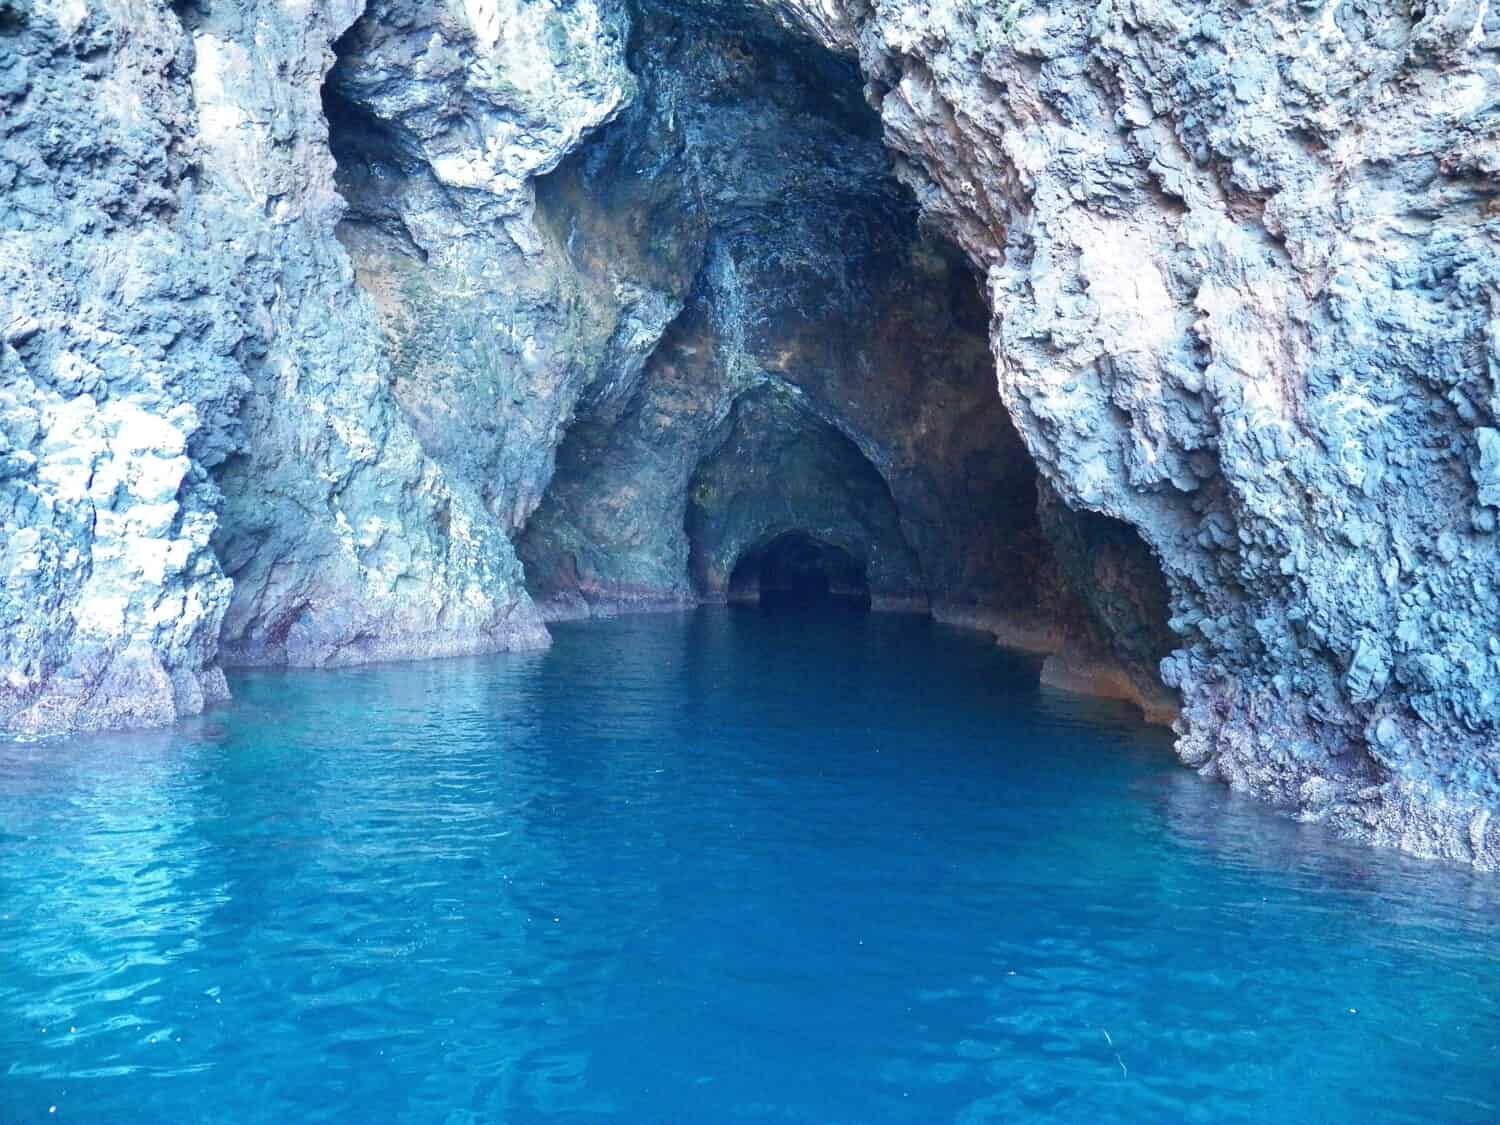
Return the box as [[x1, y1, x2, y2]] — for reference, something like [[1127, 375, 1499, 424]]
[[729, 531, 871, 609]]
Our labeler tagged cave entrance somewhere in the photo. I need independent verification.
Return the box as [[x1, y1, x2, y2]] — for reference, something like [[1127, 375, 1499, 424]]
[[729, 532, 871, 610]]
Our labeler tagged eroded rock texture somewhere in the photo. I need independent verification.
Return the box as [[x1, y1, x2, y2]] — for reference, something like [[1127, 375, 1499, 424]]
[[518, 1, 1065, 638], [686, 384, 925, 607], [1, 0, 599, 733], [200, 0, 560, 669], [771, 0, 1500, 864], [0, 0, 1165, 743], [324, 0, 659, 536], [0, 0, 242, 733]]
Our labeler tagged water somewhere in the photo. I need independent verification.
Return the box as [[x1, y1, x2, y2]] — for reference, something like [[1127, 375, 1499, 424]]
[[3, 609, 1499, 1124]]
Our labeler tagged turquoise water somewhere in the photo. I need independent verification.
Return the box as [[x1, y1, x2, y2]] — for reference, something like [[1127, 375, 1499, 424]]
[[3, 609, 1499, 1124]]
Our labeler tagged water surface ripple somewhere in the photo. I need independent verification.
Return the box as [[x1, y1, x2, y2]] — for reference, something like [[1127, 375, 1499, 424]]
[[2, 609, 1498, 1123]]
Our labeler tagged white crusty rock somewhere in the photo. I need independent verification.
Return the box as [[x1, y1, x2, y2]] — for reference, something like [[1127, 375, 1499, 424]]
[[1, 0, 242, 734]]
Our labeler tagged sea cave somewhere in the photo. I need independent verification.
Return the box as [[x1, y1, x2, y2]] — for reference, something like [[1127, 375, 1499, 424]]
[[3, 0, 1500, 1119]]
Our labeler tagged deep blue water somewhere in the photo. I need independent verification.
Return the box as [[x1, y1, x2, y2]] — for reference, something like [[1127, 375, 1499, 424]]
[[3, 609, 1499, 1124]]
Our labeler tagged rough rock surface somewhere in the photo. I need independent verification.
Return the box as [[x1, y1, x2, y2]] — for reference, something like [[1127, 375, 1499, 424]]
[[1, 0, 242, 733], [771, 0, 1500, 865], [518, 1, 1066, 635], [686, 383, 925, 607], [1036, 481, 1180, 723], [1, 0, 616, 732], [0, 0, 1157, 741], [324, 0, 669, 536], [197, 0, 557, 669]]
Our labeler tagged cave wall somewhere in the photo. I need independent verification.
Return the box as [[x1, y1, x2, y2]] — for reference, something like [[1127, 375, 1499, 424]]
[[0, 0, 242, 733], [1035, 480, 1180, 724], [517, 0, 1061, 633], [323, 0, 678, 537], [770, 0, 1500, 864], [0, 0, 1156, 740], [1, 0, 631, 730], [686, 384, 925, 607], [200, 0, 553, 672]]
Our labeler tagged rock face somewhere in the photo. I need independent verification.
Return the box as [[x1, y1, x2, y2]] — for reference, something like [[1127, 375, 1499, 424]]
[[1, 0, 242, 733], [769, 0, 1500, 865], [1036, 482, 1179, 724], [686, 384, 925, 607], [200, 0, 575, 670], [517, 1, 1070, 639], [1, 0, 611, 732], [323, 0, 656, 537], [4, 0, 1499, 868]]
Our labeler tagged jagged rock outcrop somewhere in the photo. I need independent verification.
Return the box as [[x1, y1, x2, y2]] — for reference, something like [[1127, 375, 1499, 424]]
[[324, 0, 676, 536], [194, 0, 553, 671], [1, 0, 624, 731], [771, 0, 1500, 865]]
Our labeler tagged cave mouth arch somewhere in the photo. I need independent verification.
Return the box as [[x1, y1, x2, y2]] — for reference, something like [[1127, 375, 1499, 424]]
[[728, 532, 871, 610]]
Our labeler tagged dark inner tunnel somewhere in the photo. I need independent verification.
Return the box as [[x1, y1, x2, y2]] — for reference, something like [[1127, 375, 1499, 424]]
[[314, 0, 1179, 718], [730, 532, 871, 609]]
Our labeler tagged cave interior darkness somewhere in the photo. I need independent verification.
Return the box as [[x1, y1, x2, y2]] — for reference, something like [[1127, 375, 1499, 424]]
[[504, 0, 1064, 618], [729, 532, 873, 609], [319, 0, 1177, 712]]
